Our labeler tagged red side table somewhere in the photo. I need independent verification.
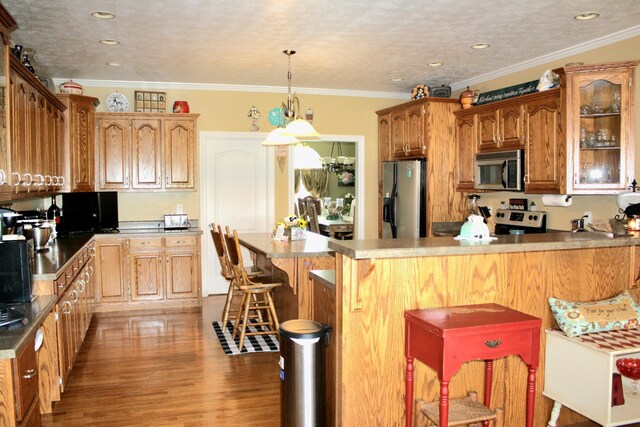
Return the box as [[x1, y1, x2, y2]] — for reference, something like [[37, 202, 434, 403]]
[[405, 303, 541, 427]]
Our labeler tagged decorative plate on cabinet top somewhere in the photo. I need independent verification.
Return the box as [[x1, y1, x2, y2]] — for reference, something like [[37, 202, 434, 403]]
[[106, 92, 129, 112]]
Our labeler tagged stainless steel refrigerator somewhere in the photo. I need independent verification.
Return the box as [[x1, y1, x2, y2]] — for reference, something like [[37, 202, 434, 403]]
[[382, 159, 426, 239]]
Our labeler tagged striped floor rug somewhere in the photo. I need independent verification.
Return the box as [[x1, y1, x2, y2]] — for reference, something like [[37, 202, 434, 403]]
[[213, 320, 280, 355]]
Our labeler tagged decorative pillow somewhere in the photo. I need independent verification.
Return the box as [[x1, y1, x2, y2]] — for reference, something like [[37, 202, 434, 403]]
[[548, 291, 640, 337]]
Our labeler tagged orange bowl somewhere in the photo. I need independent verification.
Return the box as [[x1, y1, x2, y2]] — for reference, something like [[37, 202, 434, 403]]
[[616, 358, 640, 380]]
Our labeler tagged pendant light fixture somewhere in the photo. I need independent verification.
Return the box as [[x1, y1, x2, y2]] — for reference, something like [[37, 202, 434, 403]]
[[262, 49, 321, 146]]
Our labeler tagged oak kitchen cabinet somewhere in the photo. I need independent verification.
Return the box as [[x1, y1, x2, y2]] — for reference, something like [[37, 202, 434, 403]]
[[0, 332, 41, 427], [5, 56, 65, 198], [96, 113, 199, 191], [95, 234, 201, 311], [31, 239, 96, 408], [95, 237, 129, 303], [376, 97, 467, 237], [477, 103, 524, 152], [455, 60, 638, 195], [560, 60, 639, 194], [57, 94, 99, 192]]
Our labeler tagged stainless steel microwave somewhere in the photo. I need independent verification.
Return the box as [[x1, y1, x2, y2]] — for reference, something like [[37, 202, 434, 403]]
[[474, 149, 523, 191]]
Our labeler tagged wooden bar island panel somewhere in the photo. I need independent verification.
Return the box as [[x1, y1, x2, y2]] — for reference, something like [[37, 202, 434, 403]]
[[237, 232, 335, 322], [328, 233, 640, 427]]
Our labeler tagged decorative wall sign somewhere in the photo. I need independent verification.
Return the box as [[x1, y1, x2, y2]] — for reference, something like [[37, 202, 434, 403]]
[[134, 90, 166, 112], [474, 80, 539, 105]]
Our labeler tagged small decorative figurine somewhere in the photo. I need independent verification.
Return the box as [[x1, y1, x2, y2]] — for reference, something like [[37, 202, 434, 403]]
[[247, 105, 261, 131], [305, 108, 314, 124], [459, 86, 475, 109], [536, 69, 560, 91], [411, 84, 429, 100]]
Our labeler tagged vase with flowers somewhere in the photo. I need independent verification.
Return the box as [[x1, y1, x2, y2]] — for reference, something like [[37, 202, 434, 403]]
[[273, 215, 307, 241], [343, 193, 354, 216]]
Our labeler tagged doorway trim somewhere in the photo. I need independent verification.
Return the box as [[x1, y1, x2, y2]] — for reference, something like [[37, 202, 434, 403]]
[[288, 134, 365, 239]]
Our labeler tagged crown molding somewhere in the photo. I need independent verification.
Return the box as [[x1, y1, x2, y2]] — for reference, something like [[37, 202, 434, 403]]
[[53, 26, 639, 99], [451, 25, 640, 91], [51, 77, 408, 100]]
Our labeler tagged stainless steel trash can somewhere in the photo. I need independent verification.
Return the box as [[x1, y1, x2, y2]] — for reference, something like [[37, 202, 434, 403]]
[[279, 319, 330, 427]]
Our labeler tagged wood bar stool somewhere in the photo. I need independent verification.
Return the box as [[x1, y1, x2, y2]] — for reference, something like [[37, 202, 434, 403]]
[[404, 303, 541, 427], [224, 228, 281, 351], [208, 223, 261, 327]]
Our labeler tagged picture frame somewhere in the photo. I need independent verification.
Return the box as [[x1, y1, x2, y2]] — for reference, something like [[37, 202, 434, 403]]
[[337, 171, 355, 187], [134, 90, 167, 112]]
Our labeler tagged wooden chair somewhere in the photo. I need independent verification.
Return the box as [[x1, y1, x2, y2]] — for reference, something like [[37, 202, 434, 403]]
[[331, 199, 355, 240], [297, 198, 307, 221], [209, 223, 261, 327], [224, 228, 281, 351], [306, 199, 321, 234]]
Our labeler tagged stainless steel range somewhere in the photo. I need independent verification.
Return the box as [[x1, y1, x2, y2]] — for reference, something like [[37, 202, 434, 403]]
[[494, 209, 547, 235]]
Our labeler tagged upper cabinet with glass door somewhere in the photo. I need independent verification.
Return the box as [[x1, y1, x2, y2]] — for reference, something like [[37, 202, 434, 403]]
[[562, 60, 639, 194]]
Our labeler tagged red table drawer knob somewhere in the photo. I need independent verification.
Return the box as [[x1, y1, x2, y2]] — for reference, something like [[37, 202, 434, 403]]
[[485, 339, 502, 348]]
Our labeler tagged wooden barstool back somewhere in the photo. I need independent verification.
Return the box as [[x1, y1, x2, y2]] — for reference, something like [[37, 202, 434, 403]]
[[210, 223, 262, 327], [224, 228, 281, 351]]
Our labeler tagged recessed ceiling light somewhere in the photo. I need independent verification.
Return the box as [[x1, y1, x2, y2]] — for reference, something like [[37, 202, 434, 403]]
[[91, 11, 116, 19], [99, 39, 120, 45], [390, 77, 404, 82], [428, 61, 444, 67], [574, 12, 600, 21], [106, 61, 122, 67], [471, 43, 490, 50]]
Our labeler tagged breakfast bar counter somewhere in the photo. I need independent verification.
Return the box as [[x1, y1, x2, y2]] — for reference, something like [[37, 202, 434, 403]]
[[325, 232, 640, 427], [238, 232, 335, 322]]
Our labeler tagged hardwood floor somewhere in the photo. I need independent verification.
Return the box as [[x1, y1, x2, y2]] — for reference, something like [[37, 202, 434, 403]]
[[41, 296, 280, 426]]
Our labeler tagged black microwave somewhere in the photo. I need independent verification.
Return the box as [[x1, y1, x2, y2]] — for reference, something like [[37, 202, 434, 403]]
[[474, 149, 524, 191], [0, 240, 34, 303]]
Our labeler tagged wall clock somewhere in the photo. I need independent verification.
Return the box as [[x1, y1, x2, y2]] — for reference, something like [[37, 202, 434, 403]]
[[106, 92, 129, 112]]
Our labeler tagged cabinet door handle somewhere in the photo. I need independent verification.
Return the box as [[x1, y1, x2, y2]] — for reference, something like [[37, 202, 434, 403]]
[[485, 339, 502, 348], [22, 369, 37, 379]]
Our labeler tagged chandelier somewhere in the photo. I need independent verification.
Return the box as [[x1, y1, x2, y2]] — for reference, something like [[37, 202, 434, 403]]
[[321, 142, 355, 174], [262, 50, 321, 146]]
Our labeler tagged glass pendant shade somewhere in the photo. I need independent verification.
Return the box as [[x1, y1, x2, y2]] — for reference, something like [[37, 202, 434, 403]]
[[285, 118, 320, 140], [262, 127, 298, 146]]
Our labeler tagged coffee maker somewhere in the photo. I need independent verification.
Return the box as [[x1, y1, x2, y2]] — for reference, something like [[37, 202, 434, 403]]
[[0, 239, 34, 303]]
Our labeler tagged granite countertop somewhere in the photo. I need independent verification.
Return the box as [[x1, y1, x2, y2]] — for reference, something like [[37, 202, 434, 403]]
[[0, 295, 57, 359], [328, 232, 640, 260], [238, 232, 334, 258], [33, 227, 203, 280], [309, 269, 336, 290], [33, 233, 94, 280]]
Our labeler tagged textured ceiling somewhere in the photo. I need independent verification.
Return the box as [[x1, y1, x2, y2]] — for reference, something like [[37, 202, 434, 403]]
[[3, 0, 640, 96]]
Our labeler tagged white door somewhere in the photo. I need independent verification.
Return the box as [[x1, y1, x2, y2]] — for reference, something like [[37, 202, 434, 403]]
[[200, 132, 275, 295]]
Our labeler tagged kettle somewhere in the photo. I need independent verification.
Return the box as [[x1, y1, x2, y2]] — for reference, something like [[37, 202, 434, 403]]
[[459, 214, 491, 240]]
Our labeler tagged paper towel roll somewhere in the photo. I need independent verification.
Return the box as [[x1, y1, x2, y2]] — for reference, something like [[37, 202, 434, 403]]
[[541, 194, 573, 207]]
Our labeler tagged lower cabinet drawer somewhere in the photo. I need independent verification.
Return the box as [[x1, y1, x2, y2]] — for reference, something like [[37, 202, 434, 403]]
[[165, 236, 197, 247], [13, 333, 38, 421], [130, 237, 164, 249]]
